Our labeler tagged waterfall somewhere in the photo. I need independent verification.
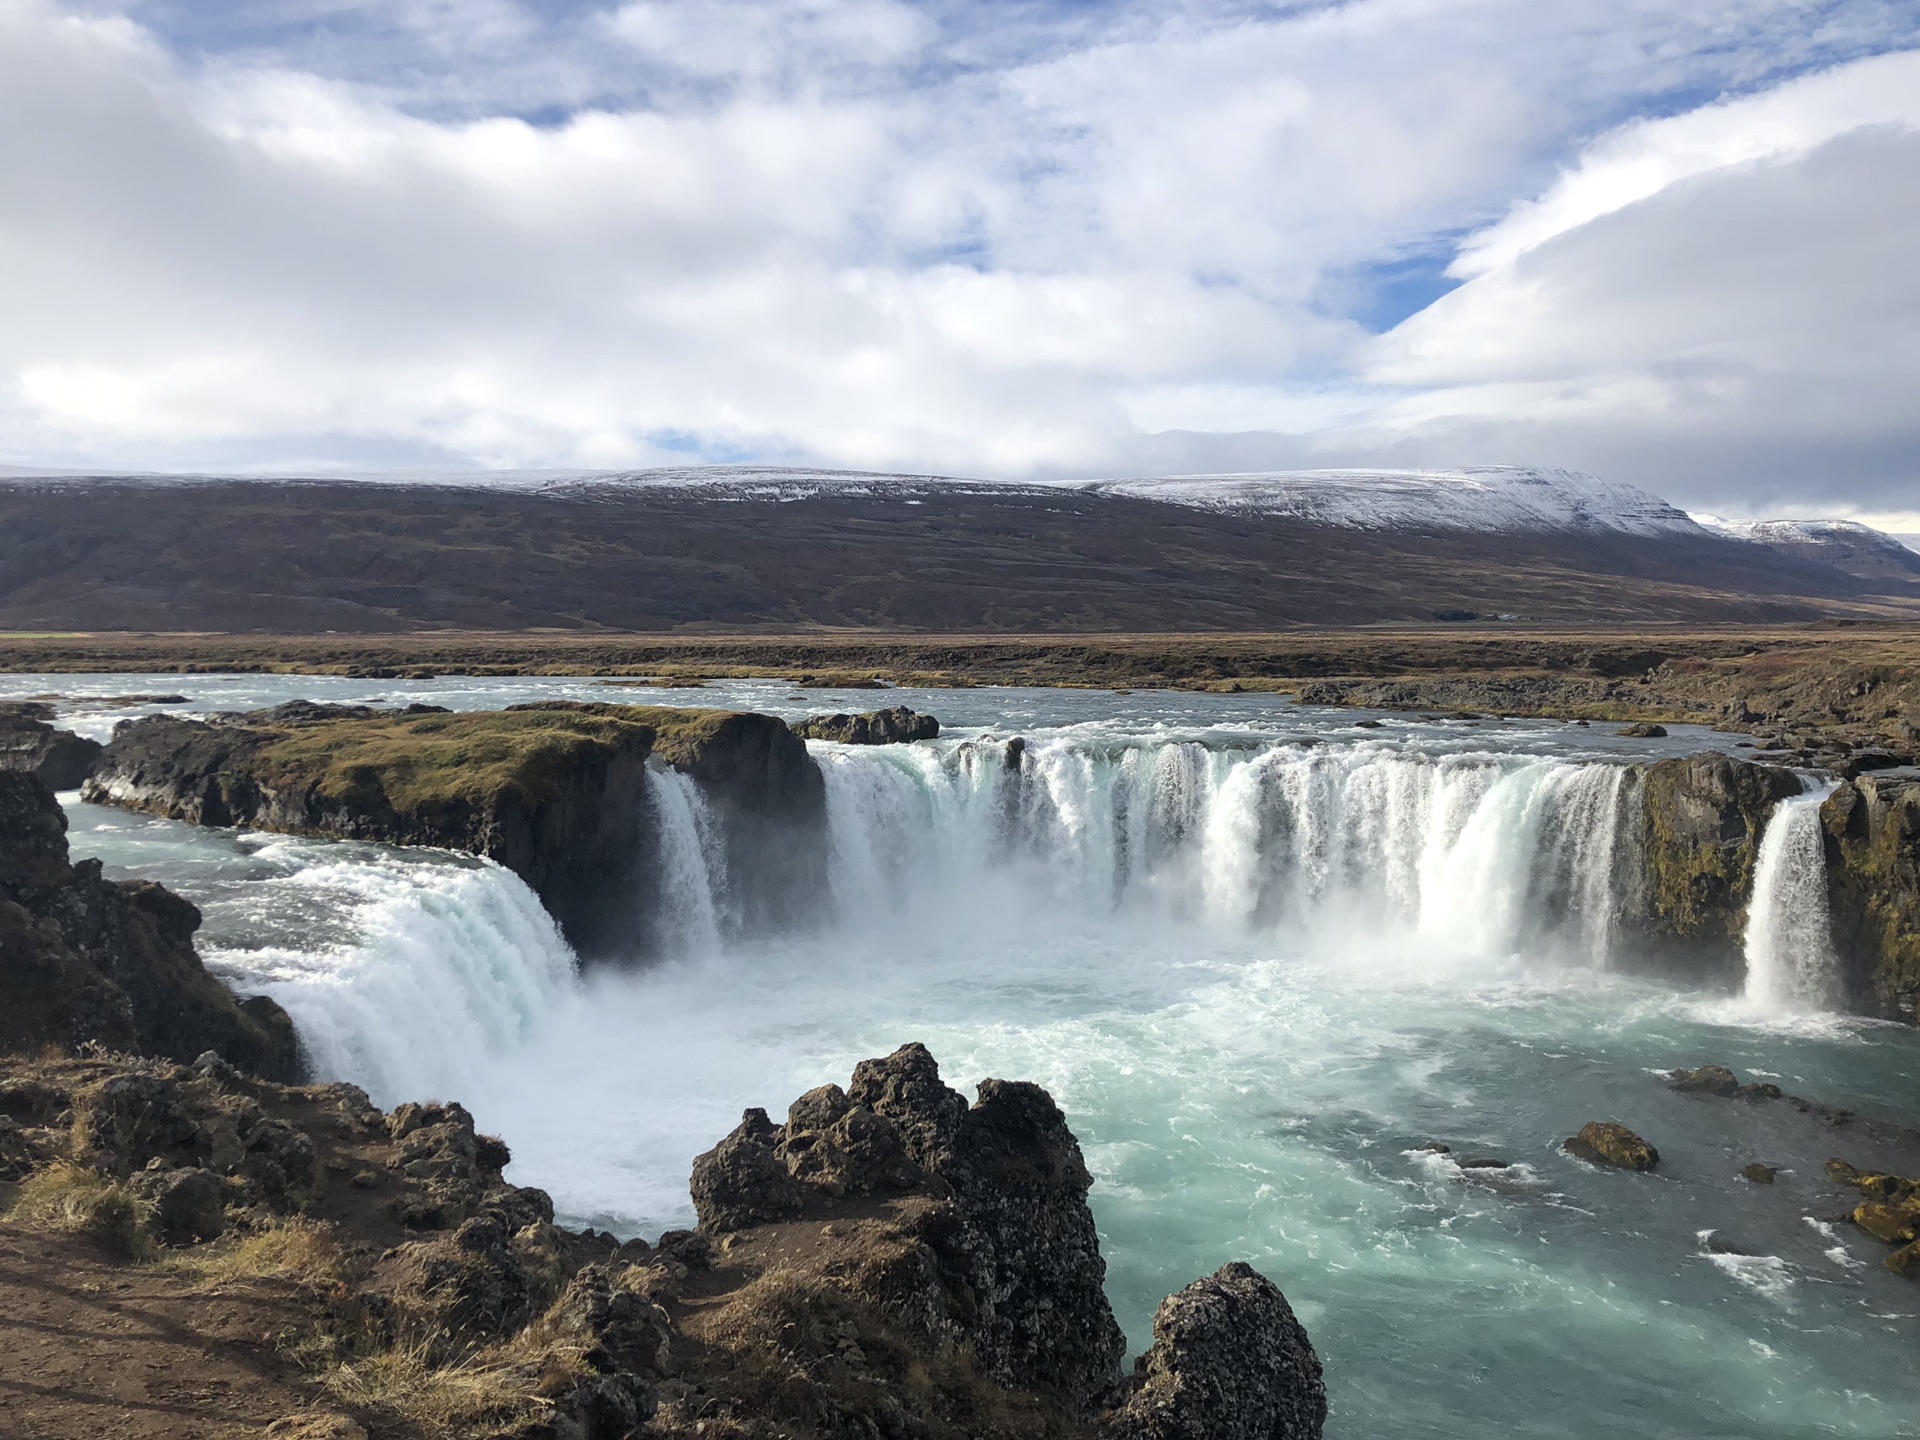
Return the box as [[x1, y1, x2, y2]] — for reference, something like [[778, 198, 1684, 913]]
[[644, 762, 729, 955], [187, 731, 1653, 1110], [807, 736, 1636, 963], [1743, 784, 1842, 1014], [203, 856, 579, 1106]]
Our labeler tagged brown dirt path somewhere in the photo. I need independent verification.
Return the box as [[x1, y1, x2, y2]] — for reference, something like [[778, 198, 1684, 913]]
[[0, 1226, 371, 1439]]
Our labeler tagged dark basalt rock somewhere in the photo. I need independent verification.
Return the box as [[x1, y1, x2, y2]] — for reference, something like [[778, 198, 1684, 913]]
[[1742, 1163, 1776, 1184], [692, 1042, 1127, 1412], [82, 700, 829, 959], [1627, 754, 1803, 983], [1564, 1121, 1659, 1171], [0, 772, 298, 1078], [0, 711, 102, 789], [1821, 774, 1920, 1023], [1670, 1063, 1741, 1096], [3, 1042, 1326, 1438], [1619, 722, 1668, 738], [1667, 1063, 1783, 1101], [129, 1163, 228, 1245], [689, 1107, 807, 1232], [1102, 1262, 1327, 1440], [791, 706, 941, 745]]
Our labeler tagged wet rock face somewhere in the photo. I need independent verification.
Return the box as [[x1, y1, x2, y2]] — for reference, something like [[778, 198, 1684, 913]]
[[1629, 755, 1803, 980], [791, 706, 941, 745], [1564, 1121, 1659, 1171], [1826, 1158, 1920, 1275], [1103, 1262, 1327, 1440], [1668, 1064, 1782, 1101], [690, 1042, 1128, 1413], [0, 773, 298, 1078], [1821, 774, 1920, 1024], [0, 710, 102, 790]]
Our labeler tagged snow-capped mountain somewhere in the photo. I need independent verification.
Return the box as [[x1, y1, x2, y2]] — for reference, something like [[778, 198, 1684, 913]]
[[1692, 514, 1920, 580], [1079, 467, 1703, 535], [536, 463, 1703, 537]]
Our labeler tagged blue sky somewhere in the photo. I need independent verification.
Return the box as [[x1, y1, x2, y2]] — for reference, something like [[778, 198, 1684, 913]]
[[3, 0, 1920, 523]]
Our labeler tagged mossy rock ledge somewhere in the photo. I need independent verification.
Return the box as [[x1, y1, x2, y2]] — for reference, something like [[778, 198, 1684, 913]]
[[1822, 773, 1920, 1023], [1624, 754, 1802, 986], [82, 700, 828, 959]]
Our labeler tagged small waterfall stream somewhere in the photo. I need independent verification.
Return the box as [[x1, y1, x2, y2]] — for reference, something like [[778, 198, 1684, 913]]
[[644, 762, 730, 955], [1742, 783, 1843, 1014]]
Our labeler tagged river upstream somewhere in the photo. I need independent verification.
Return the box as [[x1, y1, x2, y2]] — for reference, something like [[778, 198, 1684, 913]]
[[11, 673, 1920, 1438]]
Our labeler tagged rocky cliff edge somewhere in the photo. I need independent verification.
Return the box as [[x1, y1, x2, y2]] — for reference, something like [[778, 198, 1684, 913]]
[[0, 771, 299, 1079], [0, 1043, 1326, 1440], [81, 701, 827, 959]]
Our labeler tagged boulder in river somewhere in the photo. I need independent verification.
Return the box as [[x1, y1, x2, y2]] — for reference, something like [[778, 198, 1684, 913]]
[[1563, 1121, 1659, 1171], [1619, 722, 1668, 738], [790, 705, 940, 744], [1853, 1201, 1920, 1246], [1667, 1063, 1784, 1101], [1670, 1063, 1742, 1096]]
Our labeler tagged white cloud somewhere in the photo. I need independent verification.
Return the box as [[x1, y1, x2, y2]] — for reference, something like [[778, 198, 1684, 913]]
[[1450, 48, 1920, 276], [1344, 49, 1920, 512], [1, 0, 1918, 508]]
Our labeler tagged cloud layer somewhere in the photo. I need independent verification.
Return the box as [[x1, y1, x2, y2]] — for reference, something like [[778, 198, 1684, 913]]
[[1, 0, 1917, 520]]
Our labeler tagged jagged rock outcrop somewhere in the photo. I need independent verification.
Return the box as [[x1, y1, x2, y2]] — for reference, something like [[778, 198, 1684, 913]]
[[791, 706, 941, 745], [82, 700, 827, 958], [1821, 773, 1920, 1024], [1627, 754, 1802, 980], [692, 1042, 1128, 1412], [1, 1042, 1324, 1439], [0, 702, 102, 789], [1102, 1263, 1327, 1440], [0, 772, 299, 1078]]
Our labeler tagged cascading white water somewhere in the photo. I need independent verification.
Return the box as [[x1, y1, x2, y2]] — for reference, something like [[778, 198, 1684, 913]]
[[202, 855, 578, 1106], [644, 762, 729, 955], [810, 736, 1636, 964], [1743, 783, 1843, 1014]]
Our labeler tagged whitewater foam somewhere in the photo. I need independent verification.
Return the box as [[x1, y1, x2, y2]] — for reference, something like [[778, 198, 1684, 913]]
[[813, 735, 1638, 967], [203, 855, 577, 1106], [1743, 784, 1844, 1015]]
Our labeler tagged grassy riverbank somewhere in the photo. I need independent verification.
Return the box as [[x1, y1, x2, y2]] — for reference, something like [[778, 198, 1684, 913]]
[[4, 625, 1916, 740]]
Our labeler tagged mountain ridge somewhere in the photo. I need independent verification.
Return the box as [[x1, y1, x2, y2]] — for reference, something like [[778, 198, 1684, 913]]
[[2, 469, 1916, 633]]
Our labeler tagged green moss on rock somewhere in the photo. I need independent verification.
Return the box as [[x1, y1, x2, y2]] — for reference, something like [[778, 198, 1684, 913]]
[[83, 700, 826, 960], [252, 703, 731, 818], [1636, 755, 1801, 948], [1822, 775, 1920, 1023]]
